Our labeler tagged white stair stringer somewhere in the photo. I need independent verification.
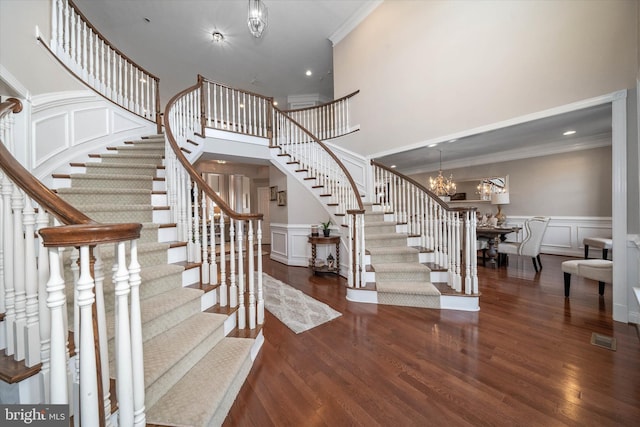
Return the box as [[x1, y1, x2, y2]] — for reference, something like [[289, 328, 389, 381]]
[[53, 134, 261, 425]]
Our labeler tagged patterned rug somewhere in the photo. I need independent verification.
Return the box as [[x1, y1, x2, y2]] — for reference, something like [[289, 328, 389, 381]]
[[262, 273, 341, 334]]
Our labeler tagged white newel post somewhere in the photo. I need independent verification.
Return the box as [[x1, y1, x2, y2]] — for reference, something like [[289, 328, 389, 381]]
[[248, 220, 256, 330], [201, 192, 210, 284], [229, 219, 237, 308], [218, 213, 226, 305], [12, 187, 26, 362], [23, 197, 40, 366]]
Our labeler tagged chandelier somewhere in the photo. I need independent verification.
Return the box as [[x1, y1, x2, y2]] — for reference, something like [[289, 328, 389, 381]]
[[429, 151, 456, 197], [247, 0, 268, 38]]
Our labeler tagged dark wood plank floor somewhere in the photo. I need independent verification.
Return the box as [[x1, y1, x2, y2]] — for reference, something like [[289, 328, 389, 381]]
[[224, 254, 640, 426]]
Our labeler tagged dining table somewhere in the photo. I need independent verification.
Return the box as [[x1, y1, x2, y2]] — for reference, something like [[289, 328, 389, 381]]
[[476, 225, 522, 267]]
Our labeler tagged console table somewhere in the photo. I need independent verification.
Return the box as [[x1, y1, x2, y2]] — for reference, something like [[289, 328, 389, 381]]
[[308, 235, 340, 275]]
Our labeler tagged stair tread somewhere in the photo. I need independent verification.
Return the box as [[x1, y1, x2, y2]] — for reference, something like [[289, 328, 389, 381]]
[[146, 337, 255, 427], [56, 188, 152, 194], [368, 246, 418, 255]]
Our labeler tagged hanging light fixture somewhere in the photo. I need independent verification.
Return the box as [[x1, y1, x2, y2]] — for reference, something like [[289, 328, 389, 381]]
[[247, 0, 268, 38], [429, 151, 457, 197]]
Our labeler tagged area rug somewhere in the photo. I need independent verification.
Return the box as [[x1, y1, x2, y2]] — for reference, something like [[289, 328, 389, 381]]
[[261, 273, 341, 334]]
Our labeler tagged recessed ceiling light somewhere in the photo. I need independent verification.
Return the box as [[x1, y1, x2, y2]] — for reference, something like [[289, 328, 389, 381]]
[[305, 70, 312, 77], [428, 143, 439, 148], [563, 130, 576, 136], [212, 31, 224, 43], [390, 165, 397, 169]]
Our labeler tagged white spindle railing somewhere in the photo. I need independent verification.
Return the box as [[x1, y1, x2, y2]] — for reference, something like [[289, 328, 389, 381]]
[[283, 90, 359, 141], [371, 161, 479, 295], [1, 97, 146, 425], [201, 76, 272, 138], [47, 0, 160, 127], [271, 108, 366, 287], [165, 81, 265, 331]]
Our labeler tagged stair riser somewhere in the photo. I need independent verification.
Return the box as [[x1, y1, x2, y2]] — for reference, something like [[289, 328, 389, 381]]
[[81, 209, 153, 224], [84, 165, 158, 176], [59, 193, 151, 206], [71, 177, 153, 190], [99, 156, 164, 165], [366, 237, 408, 248], [365, 224, 396, 234], [376, 271, 431, 282], [370, 253, 419, 264]]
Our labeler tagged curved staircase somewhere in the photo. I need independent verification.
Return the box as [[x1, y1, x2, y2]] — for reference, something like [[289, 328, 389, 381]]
[[54, 134, 257, 426]]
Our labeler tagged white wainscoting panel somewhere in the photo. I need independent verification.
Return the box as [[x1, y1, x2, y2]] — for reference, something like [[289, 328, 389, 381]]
[[505, 216, 612, 257], [33, 111, 69, 168], [73, 107, 109, 145], [269, 223, 347, 276], [325, 141, 368, 196]]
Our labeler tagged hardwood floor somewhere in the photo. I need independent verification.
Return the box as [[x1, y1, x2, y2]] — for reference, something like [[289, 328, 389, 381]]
[[224, 254, 640, 426]]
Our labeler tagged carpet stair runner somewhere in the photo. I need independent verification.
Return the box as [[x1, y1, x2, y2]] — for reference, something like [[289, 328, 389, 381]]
[[364, 204, 441, 308], [55, 134, 256, 425]]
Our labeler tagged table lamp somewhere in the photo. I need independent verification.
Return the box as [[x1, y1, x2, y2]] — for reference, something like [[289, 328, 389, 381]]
[[491, 192, 510, 226]]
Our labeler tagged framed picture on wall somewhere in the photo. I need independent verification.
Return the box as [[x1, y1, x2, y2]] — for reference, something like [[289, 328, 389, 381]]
[[277, 190, 287, 206], [270, 186, 278, 201]]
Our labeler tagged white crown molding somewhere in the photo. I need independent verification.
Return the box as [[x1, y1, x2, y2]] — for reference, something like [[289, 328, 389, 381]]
[[399, 133, 612, 176], [329, 1, 384, 46]]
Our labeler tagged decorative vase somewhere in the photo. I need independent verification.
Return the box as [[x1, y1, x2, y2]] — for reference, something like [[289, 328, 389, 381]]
[[311, 225, 319, 237]]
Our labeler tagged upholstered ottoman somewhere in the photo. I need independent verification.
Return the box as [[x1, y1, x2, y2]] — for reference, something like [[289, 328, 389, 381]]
[[583, 237, 613, 260], [561, 259, 613, 297]]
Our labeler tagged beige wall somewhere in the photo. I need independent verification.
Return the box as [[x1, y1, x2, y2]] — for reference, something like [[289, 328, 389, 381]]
[[410, 146, 612, 217], [334, 0, 638, 157]]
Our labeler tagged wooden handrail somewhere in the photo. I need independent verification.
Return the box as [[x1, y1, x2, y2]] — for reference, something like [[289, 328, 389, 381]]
[[370, 159, 475, 212], [276, 106, 364, 212], [282, 90, 360, 114], [164, 81, 263, 222], [39, 223, 142, 247]]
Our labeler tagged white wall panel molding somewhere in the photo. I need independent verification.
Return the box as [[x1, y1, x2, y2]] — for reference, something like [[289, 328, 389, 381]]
[[505, 215, 612, 257], [325, 140, 368, 194], [29, 91, 155, 184], [628, 235, 640, 324]]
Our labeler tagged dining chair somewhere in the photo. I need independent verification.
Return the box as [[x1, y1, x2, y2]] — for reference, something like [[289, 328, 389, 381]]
[[497, 216, 550, 272]]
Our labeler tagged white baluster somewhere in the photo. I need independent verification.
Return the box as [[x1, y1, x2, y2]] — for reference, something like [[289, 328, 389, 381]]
[[256, 220, 264, 325], [218, 212, 226, 305], [248, 221, 255, 329], [228, 218, 236, 308], [201, 192, 210, 284], [93, 248, 112, 426], [114, 242, 134, 426], [76, 246, 100, 426], [128, 240, 146, 427], [237, 221, 245, 329], [36, 209, 50, 402], [347, 214, 354, 287], [12, 186, 26, 361], [193, 184, 201, 263], [46, 246, 68, 404]]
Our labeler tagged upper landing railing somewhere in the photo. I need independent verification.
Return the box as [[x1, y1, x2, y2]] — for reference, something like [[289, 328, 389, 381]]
[[43, 0, 161, 130], [282, 90, 359, 141]]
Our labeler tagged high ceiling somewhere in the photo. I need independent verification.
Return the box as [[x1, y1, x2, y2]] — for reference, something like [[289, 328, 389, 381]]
[[72, 0, 378, 107]]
